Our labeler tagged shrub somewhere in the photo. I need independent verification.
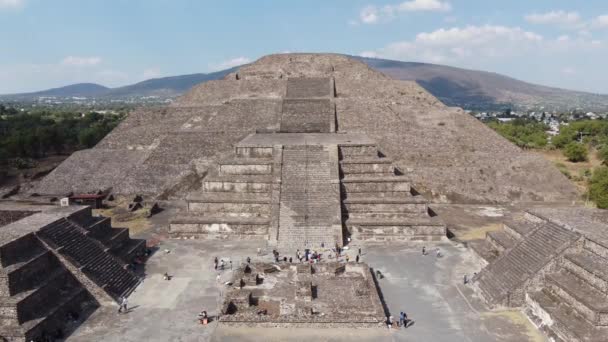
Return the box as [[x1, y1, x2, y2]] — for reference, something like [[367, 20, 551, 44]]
[[589, 167, 608, 208], [563, 142, 588, 162], [598, 145, 608, 165]]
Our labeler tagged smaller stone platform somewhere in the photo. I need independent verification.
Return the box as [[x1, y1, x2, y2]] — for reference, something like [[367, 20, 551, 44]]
[[219, 262, 386, 327]]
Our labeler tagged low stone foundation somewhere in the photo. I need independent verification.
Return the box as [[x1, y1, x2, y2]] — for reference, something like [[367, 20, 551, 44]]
[[219, 262, 386, 327]]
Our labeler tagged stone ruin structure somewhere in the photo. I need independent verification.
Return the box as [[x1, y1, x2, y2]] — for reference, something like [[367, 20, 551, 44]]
[[470, 207, 608, 341], [168, 75, 446, 250], [7, 54, 603, 339], [35, 54, 578, 204], [220, 262, 385, 327], [0, 206, 145, 341]]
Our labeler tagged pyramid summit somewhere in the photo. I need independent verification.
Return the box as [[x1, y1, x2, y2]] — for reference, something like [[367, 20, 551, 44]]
[[35, 53, 578, 204]]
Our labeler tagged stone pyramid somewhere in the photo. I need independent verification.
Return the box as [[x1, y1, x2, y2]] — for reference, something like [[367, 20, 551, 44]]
[[35, 53, 579, 204]]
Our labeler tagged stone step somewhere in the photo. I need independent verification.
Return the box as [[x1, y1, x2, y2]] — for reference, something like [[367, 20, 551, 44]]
[[85, 217, 113, 240], [112, 238, 146, 264], [341, 176, 411, 193], [95, 227, 130, 248], [3, 287, 94, 341], [219, 158, 273, 175], [187, 192, 271, 204], [503, 217, 538, 239], [285, 77, 333, 98], [340, 159, 394, 175], [547, 270, 608, 325], [169, 215, 270, 239], [564, 250, 608, 294], [527, 289, 607, 342], [342, 196, 427, 215], [235, 146, 274, 158], [36, 219, 140, 300], [0, 236, 47, 275], [476, 220, 580, 306], [4, 269, 74, 324], [0, 250, 62, 297], [344, 212, 428, 220], [338, 145, 378, 159], [188, 201, 270, 218], [486, 231, 518, 252], [345, 217, 446, 242], [203, 175, 273, 193], [468, 239, 500, 263]]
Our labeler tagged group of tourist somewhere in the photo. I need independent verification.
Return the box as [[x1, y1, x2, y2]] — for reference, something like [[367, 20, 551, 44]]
[[214, 257, 233, 271], [386, 311, 411, 329]]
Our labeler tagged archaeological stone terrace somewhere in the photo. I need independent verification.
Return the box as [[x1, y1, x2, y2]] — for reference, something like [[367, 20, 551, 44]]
[[219, 262, 385, 327], [0, 206, 145, 341]]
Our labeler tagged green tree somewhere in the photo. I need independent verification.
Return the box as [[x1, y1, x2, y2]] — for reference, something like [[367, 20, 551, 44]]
[[589, 167, 608, 208], [563, 142, 588, 162], [598, 145, 608, 165]]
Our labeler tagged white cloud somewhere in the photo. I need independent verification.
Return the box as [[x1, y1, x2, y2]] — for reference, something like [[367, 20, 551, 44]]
[[358, 0, 451, 24], [0, 0, 24, 9], [395, 0, 451, 12], [525, 10, 581, 25], [359, 24, 608, 92], [593, 15, 608, 28], [360, 6, 379, 24], [142, 67, 162, 79], [61, 56, 102, 67], [415, 25, 542, 46], [359, 25, 545, 64], [210, 57, 250, 71], [524, 10, 584, 30]]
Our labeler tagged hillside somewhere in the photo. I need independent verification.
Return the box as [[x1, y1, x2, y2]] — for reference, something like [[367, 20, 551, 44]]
[[1, 83, 110, 100], [2, 57, 608, 111], [356, 57, 608, 111]]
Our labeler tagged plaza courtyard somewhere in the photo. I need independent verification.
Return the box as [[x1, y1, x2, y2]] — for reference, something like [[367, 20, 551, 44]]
[[67, 236, 545, 341]]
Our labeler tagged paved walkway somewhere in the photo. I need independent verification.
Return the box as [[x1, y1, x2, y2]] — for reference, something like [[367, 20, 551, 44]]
[[67, 240, 546, 342]]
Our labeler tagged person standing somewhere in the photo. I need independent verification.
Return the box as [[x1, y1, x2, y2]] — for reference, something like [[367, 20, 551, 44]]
[[422, 246, 427, 255], [117, 297, 128, 314], [356, 255, 360, 263]]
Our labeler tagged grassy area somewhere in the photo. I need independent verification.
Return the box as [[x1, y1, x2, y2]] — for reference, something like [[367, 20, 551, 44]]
[[93, 197, 152, 236], [458, 223, 502, 241], [533, 148, 600, 198]]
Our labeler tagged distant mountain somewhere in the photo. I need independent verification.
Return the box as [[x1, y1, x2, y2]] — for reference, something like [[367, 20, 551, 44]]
[[0, 68, 237, 101], [2, 57, 608, 111], [104, 68, 238, 98], [356, 56, 608, 111], [1, 83, 110, 100]]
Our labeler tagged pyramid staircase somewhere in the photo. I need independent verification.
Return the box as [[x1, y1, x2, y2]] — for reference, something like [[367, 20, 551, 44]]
[[36, 218, 142, 301], [470, 210, 608, 341], [276, 145, 341, 251], [526, 229, 608, 341], [0, 233, 97, 341], [339, 145, 446, 242]]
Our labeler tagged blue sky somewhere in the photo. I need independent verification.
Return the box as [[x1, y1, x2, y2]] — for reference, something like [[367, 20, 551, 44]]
[[1, 0, 607, 94]]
